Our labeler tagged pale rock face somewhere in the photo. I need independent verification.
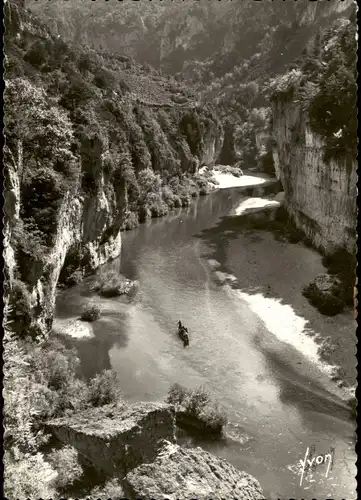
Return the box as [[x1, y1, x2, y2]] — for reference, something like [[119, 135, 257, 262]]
[[200, 126, 224, 167], [5, 140, 124, 336], [3, 149, 20, 288], [124, 440, 264, 500], [160, 15, 206, 61], [272, 101, 356, 254]]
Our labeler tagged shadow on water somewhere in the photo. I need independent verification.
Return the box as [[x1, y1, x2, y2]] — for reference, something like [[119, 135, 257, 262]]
[[55, 319, 129, 380], [259, 344, 352, 423], [54, 274, 133, 379]]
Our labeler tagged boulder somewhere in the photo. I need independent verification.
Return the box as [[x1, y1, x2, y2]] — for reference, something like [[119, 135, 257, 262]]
[[46, 402, 176, 477], [302, 273, 345, 315], [124, 440, 264, 500]]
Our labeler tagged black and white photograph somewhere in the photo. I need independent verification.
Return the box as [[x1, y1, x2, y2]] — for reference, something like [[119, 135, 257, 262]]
[[3, 0, 358, 498]]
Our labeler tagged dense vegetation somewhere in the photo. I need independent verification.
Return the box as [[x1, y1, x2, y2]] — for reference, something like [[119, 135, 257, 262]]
[[4, 1, 222, 333], [26, 0, 356, 175], [268, 16, 357, 165], [167, 383, 227, 435], [3, 326, 125, 498]]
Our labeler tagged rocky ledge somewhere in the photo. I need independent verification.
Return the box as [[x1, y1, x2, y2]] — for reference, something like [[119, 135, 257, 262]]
[[46, 402, 264, 500], [124, 440, 264, 500], [46, 402, 176, 477]]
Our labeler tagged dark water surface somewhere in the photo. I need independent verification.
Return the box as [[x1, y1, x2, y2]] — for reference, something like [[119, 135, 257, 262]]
[[55, 182, 356, 499]]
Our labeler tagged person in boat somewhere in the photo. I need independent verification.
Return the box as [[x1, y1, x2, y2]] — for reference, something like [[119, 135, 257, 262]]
[[178, 320, 188, 334]]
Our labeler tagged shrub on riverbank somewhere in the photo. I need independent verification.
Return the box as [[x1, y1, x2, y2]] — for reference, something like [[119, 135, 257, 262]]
[[167, 383, 227, 435], [81, 304, 101, 321], [47, 445, 83, 491], [302, 248, 356, 316], [128, 169, 215, 224], [92, 270, 135, 298], [214, 164, 244, 177], [88, 370, 123, 407], [302, 276, 345, 316]]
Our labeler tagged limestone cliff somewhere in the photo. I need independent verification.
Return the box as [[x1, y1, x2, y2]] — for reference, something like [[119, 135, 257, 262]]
[[27, 0, 353, 78], [272, 109, 357, 254], [269, 16, 357, 256], [4, 0, 223, 338]]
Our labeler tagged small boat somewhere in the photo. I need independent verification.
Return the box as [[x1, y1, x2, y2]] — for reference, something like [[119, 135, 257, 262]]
[[178, 325, 189, 347]]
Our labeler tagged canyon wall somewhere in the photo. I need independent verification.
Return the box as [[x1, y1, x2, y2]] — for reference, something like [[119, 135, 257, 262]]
[[26, 0, 352, 77], [270, 16, 357, 256], [272, 103, 357, 254], [4, 0, 223, 338]]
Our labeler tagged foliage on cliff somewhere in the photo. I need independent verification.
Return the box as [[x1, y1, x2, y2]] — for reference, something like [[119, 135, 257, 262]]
[[4, 1, 222, 333], [25, 0, 355, 174], [268, 17, 357, 164]]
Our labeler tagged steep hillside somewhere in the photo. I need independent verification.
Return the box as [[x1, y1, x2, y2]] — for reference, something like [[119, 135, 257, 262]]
[[27, 0, 352, 79], [26, 0, 354, 172], [4, 0, 223, 338]]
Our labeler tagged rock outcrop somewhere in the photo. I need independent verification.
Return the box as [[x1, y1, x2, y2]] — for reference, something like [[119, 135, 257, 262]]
[[302, 273, 345, 316], [46, 402, 176, 477], [46, 402, 264, 500], [124, 440, 264, 500], [272, 106, 357, 255]]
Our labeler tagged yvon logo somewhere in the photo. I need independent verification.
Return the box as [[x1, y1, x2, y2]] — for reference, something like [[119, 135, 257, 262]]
[[299, 445, 335, 486]]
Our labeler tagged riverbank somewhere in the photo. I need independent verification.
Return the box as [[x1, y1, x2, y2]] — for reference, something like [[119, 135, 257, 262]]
[[199, 168, 355, 396], [201, 204, 356, 399], [199, 165, 274, 190]]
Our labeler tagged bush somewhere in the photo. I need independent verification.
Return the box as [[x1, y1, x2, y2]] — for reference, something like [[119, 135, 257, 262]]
[[144, 191, 169, 218], [47, 445, 83, 491], [122, 211, 139, 230], [8, 279, 33, 333], [302, 282, 345, 316], [83, 478, 125, 499], [81, 304, 101, 322], [161, 185, 181, 209], [93, 270, 133, 298], [166, 384, 227, 434], [4, 450, 57, 500], [88, 369, 123, 407], [167, 383, 188, 406]]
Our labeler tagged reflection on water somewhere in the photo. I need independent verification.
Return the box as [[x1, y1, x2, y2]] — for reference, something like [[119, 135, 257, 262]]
[[54, 181, 356, 499]]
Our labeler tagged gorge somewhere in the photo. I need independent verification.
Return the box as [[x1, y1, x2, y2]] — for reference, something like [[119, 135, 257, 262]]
[[3, 0, 357, 499]]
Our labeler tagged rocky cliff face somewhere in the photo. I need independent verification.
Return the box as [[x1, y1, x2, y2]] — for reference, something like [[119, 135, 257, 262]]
[[124, 440, 264, 500], [272, 109, 357, 254], [27, 0, 353, 78], [269, 15, 357, 256], [4, 0, 223, 338], [47, 402, 264, 500]]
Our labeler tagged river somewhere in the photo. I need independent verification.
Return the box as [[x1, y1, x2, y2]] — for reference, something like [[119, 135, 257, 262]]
[[54, 177, 356, 500]]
